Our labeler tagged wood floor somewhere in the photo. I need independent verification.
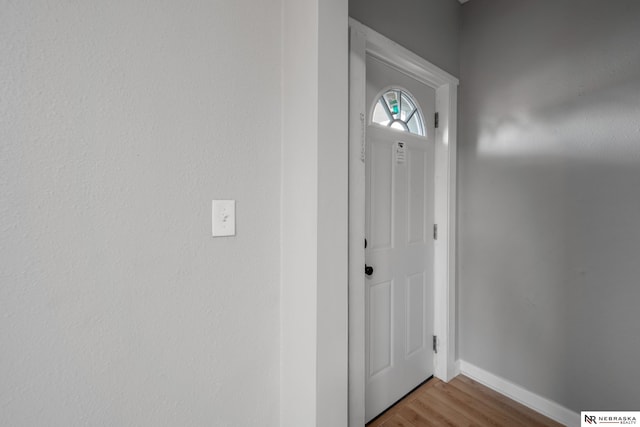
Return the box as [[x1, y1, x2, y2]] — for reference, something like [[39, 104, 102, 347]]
[[366, 375, 565, 427]]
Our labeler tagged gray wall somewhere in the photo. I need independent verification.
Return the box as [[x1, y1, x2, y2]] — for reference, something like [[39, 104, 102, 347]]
[[459, 0, 640, 411], [349, 0, 460, 76], [1, 1, 281, 425]]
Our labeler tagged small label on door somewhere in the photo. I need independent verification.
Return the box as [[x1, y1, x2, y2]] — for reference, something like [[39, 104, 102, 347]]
[[395, 142, 406, 163]]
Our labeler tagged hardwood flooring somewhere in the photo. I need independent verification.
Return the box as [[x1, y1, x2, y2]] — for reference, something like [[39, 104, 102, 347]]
[[366, 375, 565, 427]]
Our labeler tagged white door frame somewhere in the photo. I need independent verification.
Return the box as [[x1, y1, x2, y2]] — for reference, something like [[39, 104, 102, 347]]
[[348, 18, 459, 426]]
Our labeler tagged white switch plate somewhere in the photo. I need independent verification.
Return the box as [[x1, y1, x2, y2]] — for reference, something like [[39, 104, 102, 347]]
[[212, 200, 235, 237]]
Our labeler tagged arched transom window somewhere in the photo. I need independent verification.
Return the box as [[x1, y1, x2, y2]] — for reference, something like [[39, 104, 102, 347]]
[[371, 89, 425, 137]]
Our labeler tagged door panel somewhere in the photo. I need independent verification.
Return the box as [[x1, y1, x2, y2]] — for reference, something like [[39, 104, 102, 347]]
[[368, 280, 392, 377], [365, 55, 436, 423], [406, 272, 425, 356], [408, 149, 427, 244], [367, 141, 393, 250]]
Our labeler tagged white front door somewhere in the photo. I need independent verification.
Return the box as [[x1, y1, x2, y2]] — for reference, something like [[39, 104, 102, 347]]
[[365, 55, 436, 422]]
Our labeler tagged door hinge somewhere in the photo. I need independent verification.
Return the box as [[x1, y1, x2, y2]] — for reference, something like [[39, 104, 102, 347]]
[[434, 112, 439, 129], [433, 224, 438, 240], [433, 335, 438, 353]]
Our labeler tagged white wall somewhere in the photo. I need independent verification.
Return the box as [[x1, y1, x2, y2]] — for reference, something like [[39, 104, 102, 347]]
[[281, 0, 319, 424], [281, 0, 349, 425], [1, 1, 281, 425], [459, 0, 640, 412]]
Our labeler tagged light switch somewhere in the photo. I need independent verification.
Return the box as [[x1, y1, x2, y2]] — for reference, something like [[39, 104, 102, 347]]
[[212, 200, 235, 237]]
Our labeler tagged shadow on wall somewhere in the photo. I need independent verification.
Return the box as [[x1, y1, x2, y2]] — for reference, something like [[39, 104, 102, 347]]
[[476, 75, 640, 164], [464, 2, 640, 164], [458, 0, 640, 412]]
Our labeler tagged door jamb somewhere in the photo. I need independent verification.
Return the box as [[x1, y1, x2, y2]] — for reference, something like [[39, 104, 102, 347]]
[[348, 18, 459, 426]]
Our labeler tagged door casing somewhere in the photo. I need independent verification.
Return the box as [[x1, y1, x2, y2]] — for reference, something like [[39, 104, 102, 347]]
[[348, 18, 459, 426]]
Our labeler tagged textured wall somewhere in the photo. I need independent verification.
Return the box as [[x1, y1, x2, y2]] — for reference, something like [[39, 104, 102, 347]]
[[0, 1, 281, 425], [349, 0, 460, 76], [459, 0, 640, 411]]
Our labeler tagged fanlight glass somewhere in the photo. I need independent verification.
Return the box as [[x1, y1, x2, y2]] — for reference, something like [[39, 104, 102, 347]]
[[372, 89, 425, 137]]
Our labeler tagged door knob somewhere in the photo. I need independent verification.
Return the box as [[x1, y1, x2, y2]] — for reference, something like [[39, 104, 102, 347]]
[[365, 265, 374, 276]]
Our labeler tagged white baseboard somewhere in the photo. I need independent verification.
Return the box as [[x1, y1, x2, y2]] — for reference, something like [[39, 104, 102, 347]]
[[457, 360, 579, 427]]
